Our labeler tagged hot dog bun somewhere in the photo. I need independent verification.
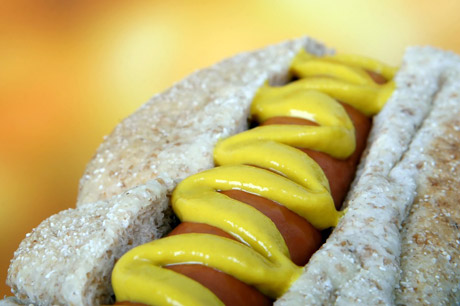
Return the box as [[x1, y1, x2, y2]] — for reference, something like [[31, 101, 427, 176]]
[[276, 47, 460, 305], [3, 38, 460, 305], [396, 53, 460, 304]]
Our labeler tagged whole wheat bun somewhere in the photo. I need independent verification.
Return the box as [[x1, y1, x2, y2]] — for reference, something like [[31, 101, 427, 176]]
[[277, 46, 460, 305], [3, 37, 460, 305]]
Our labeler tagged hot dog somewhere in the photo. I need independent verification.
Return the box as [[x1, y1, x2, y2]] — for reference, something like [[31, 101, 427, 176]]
[[3, 38, 460, 305], [109, 49, 392, 305]]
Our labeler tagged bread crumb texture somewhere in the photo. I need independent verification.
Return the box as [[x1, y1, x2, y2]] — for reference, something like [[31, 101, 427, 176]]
[[7, 180, 173, 305], [6, 37, 331, 305], [396, 61, 460, 306], [277, 48, 460, 305]]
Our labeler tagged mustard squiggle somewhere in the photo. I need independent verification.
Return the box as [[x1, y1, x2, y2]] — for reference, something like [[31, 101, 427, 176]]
[[112, 51, 397, 306]]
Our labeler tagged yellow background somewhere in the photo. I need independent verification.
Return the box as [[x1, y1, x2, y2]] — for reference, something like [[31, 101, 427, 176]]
[[1, 0, 459, 296]]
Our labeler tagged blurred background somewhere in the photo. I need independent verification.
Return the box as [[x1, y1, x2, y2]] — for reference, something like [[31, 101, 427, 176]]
[[1, 0, 459, 296]]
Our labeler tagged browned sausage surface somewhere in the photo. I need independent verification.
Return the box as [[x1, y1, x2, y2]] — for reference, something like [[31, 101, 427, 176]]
[[155, 103, 371, 305], [116, 69, 384, 305]]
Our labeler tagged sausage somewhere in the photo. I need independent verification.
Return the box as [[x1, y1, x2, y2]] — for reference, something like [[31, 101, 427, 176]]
[[111, 51, 394, 305], [145, 102, 371, 305], [366, 70, 387, 85], [262, 102, 371, 208], [166, 264, 273, 306]]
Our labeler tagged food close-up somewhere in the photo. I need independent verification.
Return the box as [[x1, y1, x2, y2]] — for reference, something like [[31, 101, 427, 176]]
[[1, 2, 460, 306], [2, 36, 460, 305]]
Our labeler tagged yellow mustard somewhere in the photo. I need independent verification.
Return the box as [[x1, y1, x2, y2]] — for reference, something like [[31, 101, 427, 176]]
[[112, 51, 397, 306]]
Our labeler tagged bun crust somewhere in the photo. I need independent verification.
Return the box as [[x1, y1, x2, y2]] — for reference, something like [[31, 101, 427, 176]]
[[396, 58, 460, 305], [7, 180, 173, 305], [277, 47, 460, 305]]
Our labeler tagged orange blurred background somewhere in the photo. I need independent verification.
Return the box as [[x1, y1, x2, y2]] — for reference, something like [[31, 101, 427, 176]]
[[1, 0, 460, 297]]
